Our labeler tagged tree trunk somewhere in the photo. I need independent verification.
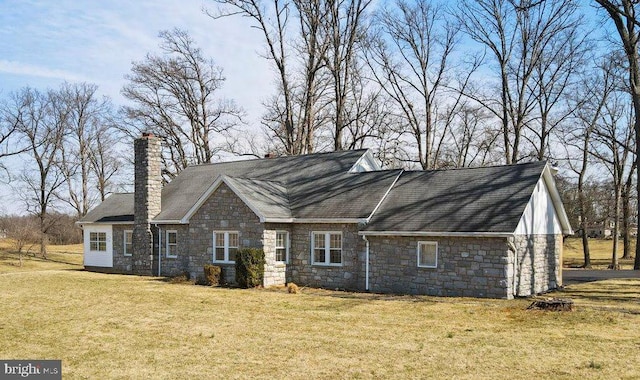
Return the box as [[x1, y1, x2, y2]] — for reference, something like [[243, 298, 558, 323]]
[[622, 184, 631, 259]]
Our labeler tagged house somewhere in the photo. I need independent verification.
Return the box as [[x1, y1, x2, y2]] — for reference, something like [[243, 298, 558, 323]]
[[585, 221, 614, 239], [77, 133, 573, 299]]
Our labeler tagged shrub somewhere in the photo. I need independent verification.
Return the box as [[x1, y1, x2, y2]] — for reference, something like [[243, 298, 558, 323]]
[[203, 264, 222, 286], [287, 283, 300, 294], [235, 248, 265, 288]]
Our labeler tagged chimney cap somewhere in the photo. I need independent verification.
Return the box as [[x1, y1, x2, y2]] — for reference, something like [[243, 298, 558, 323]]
[[141, 132, 155, 138], [264, 152, 278, 159]]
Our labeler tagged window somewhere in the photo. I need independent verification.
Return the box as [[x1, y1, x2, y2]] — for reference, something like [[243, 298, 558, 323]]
[[166, 230, 178, 258], [275, 231, 289, 263], [213, 232, 239, 263], [311, 232, 342, 265], [417, 241, 438, 268], [123, 230, 133, 256], [89, 232, 107, 252]]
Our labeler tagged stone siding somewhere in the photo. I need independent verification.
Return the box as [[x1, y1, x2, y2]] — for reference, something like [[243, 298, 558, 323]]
[[512, 234, 561, 296], [158, 224, 190, 277], [285, 223, 363, 290], [185, 183, 264, 283], [112, 224, 134, 273], [367, 236, 512, 298], [132, 134, 162, 275], [262, 229, 287, 287]]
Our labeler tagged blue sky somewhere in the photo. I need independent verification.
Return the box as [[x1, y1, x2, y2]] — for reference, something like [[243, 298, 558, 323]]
[[0, 0, 276, 214], [0, 0, 272, 123]]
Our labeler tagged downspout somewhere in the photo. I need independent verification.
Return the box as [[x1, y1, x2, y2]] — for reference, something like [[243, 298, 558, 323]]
[[156, 224, 162, 276], [362, 235, 370, 291], [507, 235, 517, 298]]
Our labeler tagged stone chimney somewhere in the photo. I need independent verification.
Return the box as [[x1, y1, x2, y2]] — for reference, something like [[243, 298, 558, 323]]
[[132, 132, 162, 275]]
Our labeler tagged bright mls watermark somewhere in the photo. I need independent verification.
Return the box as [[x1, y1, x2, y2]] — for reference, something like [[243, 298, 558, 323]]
[[0, 361, 61, 380]]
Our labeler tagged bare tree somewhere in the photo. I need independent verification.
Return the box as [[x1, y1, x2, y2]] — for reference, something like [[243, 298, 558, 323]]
[[122, 28, 244, 178], [55, 82, 117, 217], [211, 0, 311, 154], [9, 87, 68, 258], [367, 0, 464, 169], [457, 0, 582, 164], [324, 0, 372, 150], [526, 3, 589, 161], [595, 0, 640, 269]]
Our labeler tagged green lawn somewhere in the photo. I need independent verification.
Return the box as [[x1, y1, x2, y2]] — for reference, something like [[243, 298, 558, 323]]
[[0, 269, 638, 379]]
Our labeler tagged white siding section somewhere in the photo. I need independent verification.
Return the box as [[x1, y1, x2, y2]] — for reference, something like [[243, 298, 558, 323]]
[[83, 225, 113, 267], [514, 178, 562, 235]]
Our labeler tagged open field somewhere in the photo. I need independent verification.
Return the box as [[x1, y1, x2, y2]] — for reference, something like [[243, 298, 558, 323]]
[[563, 237, 636, 269], [0, 239, 83, 273], [0, 268, 639, 379]]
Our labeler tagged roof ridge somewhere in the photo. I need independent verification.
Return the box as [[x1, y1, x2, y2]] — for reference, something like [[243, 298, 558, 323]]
[[182, 149, 369, 169], [402, 160, 547, 174]]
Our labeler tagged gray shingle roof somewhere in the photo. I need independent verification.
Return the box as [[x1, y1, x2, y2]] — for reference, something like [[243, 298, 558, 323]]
[[78, 193, 134, 223], [80, 149, 371, 223], [363, 161, 548, 233], [154, 149, 368, 222]]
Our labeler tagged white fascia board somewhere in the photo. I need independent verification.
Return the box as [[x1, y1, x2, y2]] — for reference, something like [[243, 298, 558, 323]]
[[359, 231, 514, 238], [366, 170, 403, 223], [542, 165, 574, 235], [75, 221, 133, 226], [151, 220, 185, 225]]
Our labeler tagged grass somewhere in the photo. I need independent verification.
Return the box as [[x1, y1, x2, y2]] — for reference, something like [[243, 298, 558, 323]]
[[0, 269, 639, 379], [563, 237, 636, 269], [0, 239, 638, 378], [0, 238, 83, 274]]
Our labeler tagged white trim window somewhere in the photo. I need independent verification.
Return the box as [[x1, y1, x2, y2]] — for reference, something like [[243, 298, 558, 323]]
[[213, 231, 239, 263], [311, 232, 342, 266], [166, 230, 178, 258], [275, 231, 289, 263], [417, 241, 438, 268], [123, 230, 133, 256], [89, 232, 107, 252]]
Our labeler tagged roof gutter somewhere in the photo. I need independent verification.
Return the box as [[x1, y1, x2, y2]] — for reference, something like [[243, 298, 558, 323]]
[[358, 231, 515, 238]]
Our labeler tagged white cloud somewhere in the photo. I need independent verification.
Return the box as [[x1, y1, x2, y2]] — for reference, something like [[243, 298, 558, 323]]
[[0, 59, 88, 82]]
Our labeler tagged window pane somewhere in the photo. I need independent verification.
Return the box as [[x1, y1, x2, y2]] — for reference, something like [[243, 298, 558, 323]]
[[90, 242, 98, 251], [419, 243, 437, 267], [98, 242, 106, 252], [215, 247, 225, 261], [329, 249, 341, 264], [329, 234, 341, 249], [228, 247, 237, 262], [228, 233, 239, 248], [314, 248, 325, 263], [275, 248, 286, 262], [215, 233, 224, 247], [276, 232, 285, 248], [168, 232, 177, 244], [314, 233, 325, 249], [125, 231, 132, 244], [90, 232, 97, 241]]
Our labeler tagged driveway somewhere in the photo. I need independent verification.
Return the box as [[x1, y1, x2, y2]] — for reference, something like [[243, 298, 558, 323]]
[[563, 268, 640, 285]]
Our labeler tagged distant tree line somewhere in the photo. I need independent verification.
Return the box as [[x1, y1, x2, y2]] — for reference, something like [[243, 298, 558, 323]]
[[0, 0, 639, 270]]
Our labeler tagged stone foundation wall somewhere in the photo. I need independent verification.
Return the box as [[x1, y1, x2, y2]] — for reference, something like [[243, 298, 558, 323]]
[[186, 183, 264, 283], [512, 234, 561, 296], [112, 224, 134, 273], [367, 236, 512, 299]]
